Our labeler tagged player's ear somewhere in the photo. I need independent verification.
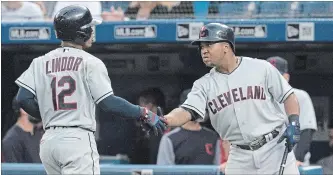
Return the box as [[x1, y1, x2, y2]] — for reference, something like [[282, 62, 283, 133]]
[[221, 43, 229, 53], [226, 43, 232, 52]]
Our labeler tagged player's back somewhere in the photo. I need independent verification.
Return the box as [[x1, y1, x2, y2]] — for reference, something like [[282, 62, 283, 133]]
[[31, 47, 104, 131]]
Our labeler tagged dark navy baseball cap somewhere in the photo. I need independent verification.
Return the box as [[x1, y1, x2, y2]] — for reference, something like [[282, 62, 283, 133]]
[[266, 56, 288, 74]]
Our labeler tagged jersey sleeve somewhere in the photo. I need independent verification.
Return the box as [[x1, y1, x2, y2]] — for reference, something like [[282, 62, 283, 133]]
[[297, 90, 318, 130], [15, 59, 36, 96], [87, 59, 113, 104], [265, 62, 293, 103], [156, 135, 175, 165], [181, 80, 208, 121]]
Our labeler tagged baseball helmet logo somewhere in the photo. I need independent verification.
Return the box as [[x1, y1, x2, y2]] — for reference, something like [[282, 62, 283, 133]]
[[200, 26, 208, 38], [269, 59, 277, 67]]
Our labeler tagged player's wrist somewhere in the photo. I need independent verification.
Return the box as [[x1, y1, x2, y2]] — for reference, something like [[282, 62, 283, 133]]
[[288, 114, 299, 126], [139, 106, 147, 119]]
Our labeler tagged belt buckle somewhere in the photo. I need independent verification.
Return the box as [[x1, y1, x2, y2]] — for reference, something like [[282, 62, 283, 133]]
[[249, 141, 260, 151]]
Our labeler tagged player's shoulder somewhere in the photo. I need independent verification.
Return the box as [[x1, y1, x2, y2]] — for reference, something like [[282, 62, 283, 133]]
[[164, 127, 182, 137], [29, 51, 51, 64], [33, 48, 64, 62], [2, 125, 21, 142], [241, 56, 272, 67], [72, 50, 105, 68], [82, 52, 104, 64], [194, 72, 213, 87]]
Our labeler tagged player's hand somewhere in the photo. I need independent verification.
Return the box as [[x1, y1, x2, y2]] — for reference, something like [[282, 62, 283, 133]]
[[139, 107, 168, 136], [219, 162, 227, 174], [277, 114, 300, 152]]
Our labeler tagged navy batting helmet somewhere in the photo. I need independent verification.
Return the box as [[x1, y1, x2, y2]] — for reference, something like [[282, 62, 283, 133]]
[[191, 23, 235, 52], [12, 95, 41, 124], [54, 5, 101, 45]]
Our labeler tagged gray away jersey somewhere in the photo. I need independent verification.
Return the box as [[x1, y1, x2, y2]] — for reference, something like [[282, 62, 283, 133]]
[[181, 57, 293, 145], [279, 88, 317, 131], [15, 47, 113, 131]]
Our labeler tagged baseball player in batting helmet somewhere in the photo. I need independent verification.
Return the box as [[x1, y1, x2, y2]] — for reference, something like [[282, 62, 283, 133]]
[[162, 23, 301, 175], [14, 5, 167, 175]]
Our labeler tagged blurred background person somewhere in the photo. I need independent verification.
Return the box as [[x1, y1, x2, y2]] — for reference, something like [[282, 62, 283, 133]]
[[101, 1, 129, 21], [96, 106, 136, 159], [52, 1, 102, 20], [132, 87, 166, 164], [267, 56, 318, 166], [128, 1, 181, 20], [2, 96, 43, 163], [219, 139, 230, 173], [1, 1, 44, 22], [101, 6, 127, 21], [157, 89, 221, 165], [33, 1, 47, 18]]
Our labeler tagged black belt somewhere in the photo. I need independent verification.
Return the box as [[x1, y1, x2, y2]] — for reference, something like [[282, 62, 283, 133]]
[[236, 130, 280, 151], [45, 126, 94, 133]]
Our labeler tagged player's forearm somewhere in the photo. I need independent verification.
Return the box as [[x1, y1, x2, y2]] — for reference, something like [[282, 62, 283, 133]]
[[164, 108, 192, 127], [16, 87, 41, 120], [295, 129, 315, 162], [222, 140, 230, 161], [98, 95, 141, 119], [284, 93, 300, 116]]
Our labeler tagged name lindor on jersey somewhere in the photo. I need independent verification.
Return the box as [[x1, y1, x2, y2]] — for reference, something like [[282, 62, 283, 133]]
[[46, 57, 83, 74], [208, 85, 266, 114]]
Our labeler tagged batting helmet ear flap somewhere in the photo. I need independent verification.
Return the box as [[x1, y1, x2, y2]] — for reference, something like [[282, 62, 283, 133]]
[[76, 31, 88, 40], [76, 27, 92, 43]]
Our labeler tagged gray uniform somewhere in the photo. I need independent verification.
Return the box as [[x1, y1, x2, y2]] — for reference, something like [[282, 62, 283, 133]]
[[181, 57, 299, 174], [15, 47, 113, 174]]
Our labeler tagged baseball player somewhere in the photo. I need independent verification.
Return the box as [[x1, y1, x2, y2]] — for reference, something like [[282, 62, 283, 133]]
[[162, 23, 301, 175], [14, 5, 166, 175], [267, 56, 317, 166]]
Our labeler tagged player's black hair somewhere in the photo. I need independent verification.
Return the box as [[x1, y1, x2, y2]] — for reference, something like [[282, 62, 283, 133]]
[[137, 88, 165, 109]]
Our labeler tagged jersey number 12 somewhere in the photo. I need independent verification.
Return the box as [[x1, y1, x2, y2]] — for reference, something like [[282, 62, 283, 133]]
[[51, 76, 77, 110]]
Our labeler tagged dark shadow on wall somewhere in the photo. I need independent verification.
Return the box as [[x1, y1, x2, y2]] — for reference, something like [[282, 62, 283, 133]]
[[1, 51, 18, 139]]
